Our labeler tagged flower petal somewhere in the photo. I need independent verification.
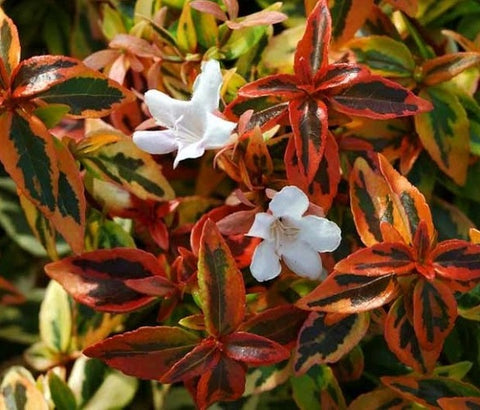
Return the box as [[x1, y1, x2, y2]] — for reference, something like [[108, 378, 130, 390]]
[[250, 241, 281, 282], [203, 112, 236, 149], [281, 241, 323, 280], [191, 59, 223, 112], [298, 215, 342, 252], [133, 130, 178, 154], [247, 212, 275, 240], [144, 89, 190, 128], [174, 139, 206, 168], [269, 186, 309, 218]]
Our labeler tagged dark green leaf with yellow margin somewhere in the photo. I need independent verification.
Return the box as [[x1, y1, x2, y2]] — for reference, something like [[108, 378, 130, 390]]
[[415, 85, 470, 185]]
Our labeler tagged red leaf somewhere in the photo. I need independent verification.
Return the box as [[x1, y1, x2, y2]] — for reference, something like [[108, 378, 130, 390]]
[[161, 338, 219, 384], [44, 248, 165, 312], [384, 296, 441, 374], [330, 76, 433, 119], [238, 74, 301, 99], [196, 354, 246, 409], [83, 326, 200, 380], [294, 0, 331, 82], [124, 275, 177, 297], [421, 52, 480, 86], [413, 279, 457, 351], [432, 240, 480, 282], [316, 63, 369, 90], [297, 269, 399, 313], [0, 276, 25, 305], [198, 219, 245, 336], [222, 331, 290, 365], [240, 305, 309, 347], [438, 397, 480, 410], [190, 0, 228, 21], [289, 97, 328, 184]]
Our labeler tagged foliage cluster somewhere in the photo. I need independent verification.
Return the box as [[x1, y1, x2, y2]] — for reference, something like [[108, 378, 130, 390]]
[[1, 0, 480, 408]]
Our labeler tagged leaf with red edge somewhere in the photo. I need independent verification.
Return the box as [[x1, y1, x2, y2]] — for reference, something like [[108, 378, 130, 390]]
[[238, 74, 302, 99], [160, 338, 219, 384], [316, 63, 369, 90], [0, 8, 20, 83], [335, 242, 415, 276], [0, 276, 25, 305], [349, 388, 410, 410], [223, 331, 290, 365], [438, 397, 480, 410], [83, 326, 201, 380], [432, 240, 480, 283], [198, 219, 245, 337], [286, 129, 339, 212], [124, 275, 177, 297], [195, 354, 246, 409], [329, 0, 374, 45], [330, 76, 433, 119], [293, 311, 369, 374], [0, 111, 59, 218], [421, 52, 480, 86], [413, 279, 457, 351], [45, 248, 165, 312], [288, 97, 328, 184], [49, 138, 86, 254], [384, 296, 441, 374], [294, 0, 331, 82], [382, 375, 480, 408], [240, 305, 309, 348], [297, 267, 399, 313]]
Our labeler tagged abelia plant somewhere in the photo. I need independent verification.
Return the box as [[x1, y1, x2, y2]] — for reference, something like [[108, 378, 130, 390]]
[[1, 0, 480, 409]]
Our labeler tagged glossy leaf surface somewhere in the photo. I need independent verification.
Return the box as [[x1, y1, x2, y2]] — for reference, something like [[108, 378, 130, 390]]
[[45, 248, 164, 312]]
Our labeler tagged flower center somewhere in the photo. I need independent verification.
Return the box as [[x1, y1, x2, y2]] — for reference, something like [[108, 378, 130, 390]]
[[173, 115, 201, 144], [270, 217, 300, 251]]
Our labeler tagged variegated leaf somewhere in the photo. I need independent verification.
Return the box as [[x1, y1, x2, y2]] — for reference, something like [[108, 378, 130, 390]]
[[297, 268, 399, 313], [330, 76, 432, 119], [412, 279, 457, 351], [329, 0, 374, 46], [438, 397, 480, 410], [432, 240, 480, 283], [197, 219, 245, 337], [348, 35, 416, 78], [382, 375, 480, 408], [81, 136, 175, 202], [384, 296, 441, 374], [295, 0, 331, 82], [415, 85, 470, 185], [293, 311, 369, 374], [83, 326, 201, 380], [45, 248, 165, 312], [421, 52, 480, 86], [289, 97, 328, 184], [0, 8, 20, 84], [349, 388, 410, 410]]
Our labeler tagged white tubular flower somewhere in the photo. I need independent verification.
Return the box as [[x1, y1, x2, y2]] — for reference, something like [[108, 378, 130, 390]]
[[247, 186, 342, 282], [133, 59, 236, 168]]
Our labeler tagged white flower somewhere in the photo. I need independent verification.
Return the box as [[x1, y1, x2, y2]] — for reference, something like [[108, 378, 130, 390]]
[[247, 186, 341, 282], [133, 59, 236, 168]]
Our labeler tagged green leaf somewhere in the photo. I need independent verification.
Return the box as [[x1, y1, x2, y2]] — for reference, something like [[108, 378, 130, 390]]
[[291, 365, 346, 410], [177, 0, 197, 52], [33, 104, 70, 129], [39, 280, 72, 353], [349, 35, 416, 77], [221, 25, 268, 60], [48, 372, 77, 410]]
